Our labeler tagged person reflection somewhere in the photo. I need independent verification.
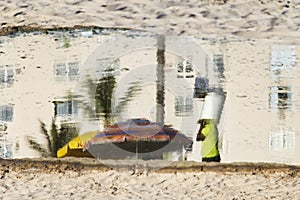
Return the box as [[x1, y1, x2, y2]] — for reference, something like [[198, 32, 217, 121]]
[[196, 119, 221, 162]]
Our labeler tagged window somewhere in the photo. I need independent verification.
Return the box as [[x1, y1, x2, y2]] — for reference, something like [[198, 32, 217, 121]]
[[68, 62, 80, 80], [96, 58, 120, 78], [0, 123, 7, 132], [177, 62, 183, 73], [269, 86, 292, 110], [193, 76, 209, 98], [0, 65, 14, 87], [54, 100, 78, 120], [0, 122, 12, 158], [0, 105, 13, 122], [175, 96, 193, 116], [269, 127, 295, 152], [0, 139, 13, 159], [177, 60, 194, 78], [213, 54, 225, 78], [55, 62, 79, 81], [270, 45, 296, 71]]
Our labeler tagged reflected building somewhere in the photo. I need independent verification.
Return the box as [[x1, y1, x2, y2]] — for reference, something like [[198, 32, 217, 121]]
[[0, 105, 13, 158], [112, 50, 202, 140], [1, 30, 300, 164], [96, 58, 120, 78], [175, 96, 193, 116], [269, 126, 295, 152], [54, 61, 79, 81], [268, 44, 297, 164], [0, 31, 103, 158], [269, 86, 293, 110], [0, 105, 14, 122], [0, 31, 206, 158], [53, 98, 79, 122], [0, 65, 14, 87], [270, 44, 295, 71], [176, 59, 194, 79], [213, 54, 225, 79], [215, 40, 300, 165]]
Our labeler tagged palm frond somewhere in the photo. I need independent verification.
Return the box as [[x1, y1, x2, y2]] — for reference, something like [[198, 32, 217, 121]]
[[115, 82, 142, 114], [39, 119, 52, 153], [26, 136, 50, 157], [50, 118, 59, 157]]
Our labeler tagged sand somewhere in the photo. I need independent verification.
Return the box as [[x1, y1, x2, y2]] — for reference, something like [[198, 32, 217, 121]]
[[1, 0, 300, 199], [1, 158, 300, 199], [0, 0, 299, 42]]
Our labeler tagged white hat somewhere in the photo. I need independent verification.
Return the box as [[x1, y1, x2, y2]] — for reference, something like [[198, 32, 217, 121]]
[[200, 92, 225, 123]]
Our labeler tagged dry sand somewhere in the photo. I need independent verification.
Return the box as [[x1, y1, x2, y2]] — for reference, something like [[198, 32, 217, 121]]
[[1, 158, 300, 199], [1, 0, 300, 199], [0, 0, 299, 42]]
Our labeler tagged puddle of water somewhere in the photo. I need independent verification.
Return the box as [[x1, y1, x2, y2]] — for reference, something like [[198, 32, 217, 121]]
[[0, 28, 300, 165]]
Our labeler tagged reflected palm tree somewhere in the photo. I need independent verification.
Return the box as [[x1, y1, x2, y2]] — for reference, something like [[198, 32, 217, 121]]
[[82, 34, 167, 128], [95, 75, 116, 127], [83, 75, 141, 128], [27, 119, 78, 157], [114, 81, 142, 115]]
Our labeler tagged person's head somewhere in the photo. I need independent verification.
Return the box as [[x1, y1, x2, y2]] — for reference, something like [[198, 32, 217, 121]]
[[197, 119, 215, 126]]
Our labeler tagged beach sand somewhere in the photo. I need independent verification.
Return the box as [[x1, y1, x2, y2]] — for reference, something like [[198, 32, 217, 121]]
[[1, 158, 300, 199], [1, 0, 300, 199], [0, 0, 299, 42]]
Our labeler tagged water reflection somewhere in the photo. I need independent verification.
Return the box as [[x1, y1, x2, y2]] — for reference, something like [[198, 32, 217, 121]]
[[0, 28, 300, 164], [213, 54, 225, 79], [54, 61, 79, 81], [86, 118, 192, 160], [269, 45, 295, 112], [267, 43, 298, 164], [95, 74, 116, 127], [269, 126, 295, 152], [74, 33, 210, 161], [0, 108, 13, 158], [96, 58, 120, 77], [53, 98, 79, 121], [0, 140, 13, 158], [114, 81, 142, 115], [193, 76, 209, 98], [0, 65, 14, 87], [270, 45, 296, 71], [175, 96, 193, 116], [269, 86, 293, 110], [0, 105, 13, 122], [156, 34, 166, 125], [176, 59, 194, 78]]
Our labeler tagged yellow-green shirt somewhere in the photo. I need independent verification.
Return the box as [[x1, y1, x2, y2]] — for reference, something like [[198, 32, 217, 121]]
[[201, 124, 219, 158]]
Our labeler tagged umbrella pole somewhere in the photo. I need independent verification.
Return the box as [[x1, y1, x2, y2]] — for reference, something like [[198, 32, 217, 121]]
[[135, 141, 138, 160]]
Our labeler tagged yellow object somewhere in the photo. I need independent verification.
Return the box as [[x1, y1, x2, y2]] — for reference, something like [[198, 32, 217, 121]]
[[201, 120, 220, 158], [57, 131, 98, 158]]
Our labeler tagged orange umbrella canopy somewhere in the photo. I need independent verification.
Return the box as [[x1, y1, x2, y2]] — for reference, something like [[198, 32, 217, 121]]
[[85, 118, 192, 159]]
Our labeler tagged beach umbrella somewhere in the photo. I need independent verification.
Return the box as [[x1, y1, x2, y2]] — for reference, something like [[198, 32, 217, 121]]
[[57, 131, 98, 158], [84, 118, 192, 159]]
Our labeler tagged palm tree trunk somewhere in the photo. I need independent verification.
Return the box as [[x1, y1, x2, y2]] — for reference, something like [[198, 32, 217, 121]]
[[156, 35, 165, 125]]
